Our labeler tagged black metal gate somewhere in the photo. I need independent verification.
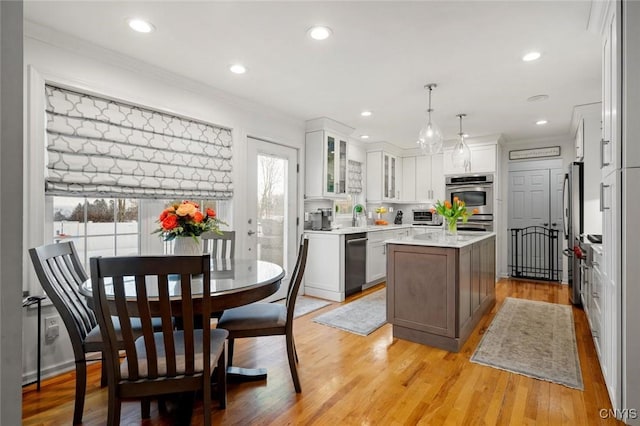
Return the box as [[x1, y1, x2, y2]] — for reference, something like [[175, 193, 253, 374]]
[[509, 226, 561, 281]]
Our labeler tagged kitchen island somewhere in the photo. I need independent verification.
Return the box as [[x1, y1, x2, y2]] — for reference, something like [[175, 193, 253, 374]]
[[385, 231, 496, 352]]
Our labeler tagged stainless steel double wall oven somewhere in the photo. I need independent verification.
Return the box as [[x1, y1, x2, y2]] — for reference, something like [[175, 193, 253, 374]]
[[445, 174, 494, 231]]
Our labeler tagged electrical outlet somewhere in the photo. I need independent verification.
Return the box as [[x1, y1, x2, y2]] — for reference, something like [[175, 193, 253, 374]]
[[44, 316, 60, 341]]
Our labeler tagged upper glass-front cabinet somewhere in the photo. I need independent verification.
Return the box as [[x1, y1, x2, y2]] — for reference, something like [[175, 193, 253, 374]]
[[304, 129, 349, 198], [325, 134, 347, 196]]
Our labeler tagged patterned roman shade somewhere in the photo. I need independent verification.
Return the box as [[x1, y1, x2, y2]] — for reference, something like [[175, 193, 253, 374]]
[[348, 160, 363, 194], [44, 84, 233, 199]]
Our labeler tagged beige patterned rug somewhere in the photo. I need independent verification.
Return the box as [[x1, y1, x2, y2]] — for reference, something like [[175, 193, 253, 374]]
[[470, 297, 583, 390]]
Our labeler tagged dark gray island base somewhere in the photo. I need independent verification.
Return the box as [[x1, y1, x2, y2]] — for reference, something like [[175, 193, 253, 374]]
[[385, 232, 496, 352]]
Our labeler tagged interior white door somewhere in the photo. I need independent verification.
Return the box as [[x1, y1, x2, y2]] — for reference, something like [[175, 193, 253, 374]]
[[246, 137, 298, 302], [508, 169, 552, 279]]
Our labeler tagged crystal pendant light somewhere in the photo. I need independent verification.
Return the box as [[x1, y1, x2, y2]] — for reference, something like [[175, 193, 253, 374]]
[[452, 113, 471, 171], [416, 84, 443, 154]]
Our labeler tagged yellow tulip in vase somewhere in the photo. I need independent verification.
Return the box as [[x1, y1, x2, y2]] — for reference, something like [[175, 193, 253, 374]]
[[432, 197, 479, 236]]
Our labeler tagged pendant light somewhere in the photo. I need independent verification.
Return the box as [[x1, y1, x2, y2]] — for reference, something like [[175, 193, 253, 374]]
[[452, 113, 471, 171], [416, 83, 443, 154]]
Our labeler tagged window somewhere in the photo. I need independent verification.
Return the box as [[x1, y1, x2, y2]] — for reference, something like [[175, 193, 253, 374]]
[[52, 196, 139, 269], [51, 197, 232, 264], [334, 195, 354, 216]]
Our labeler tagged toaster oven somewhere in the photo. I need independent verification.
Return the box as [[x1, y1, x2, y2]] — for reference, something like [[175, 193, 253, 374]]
[[412, 209, 442, 226]]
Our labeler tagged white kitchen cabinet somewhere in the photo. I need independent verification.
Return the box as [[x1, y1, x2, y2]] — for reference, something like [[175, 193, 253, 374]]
[[305, 130, 348, 198], [575, 118, 584, 161], [366, 241, 386, 284], [401, 154, 444, 202], [365, 229, 404, 284], [443, 144, 496, 175], [601, 2, 620, 178], [303, 232, 344, 301], [367, 151, 400, 202]]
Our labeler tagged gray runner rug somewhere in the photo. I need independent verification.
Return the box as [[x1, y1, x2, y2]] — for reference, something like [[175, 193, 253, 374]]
[[293, 295, 332, 318], [313, 289, 386, 336], [470, 297, 583, 390]]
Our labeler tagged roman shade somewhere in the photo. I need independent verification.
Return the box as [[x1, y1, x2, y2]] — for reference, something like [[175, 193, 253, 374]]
[[44, 84, 233, 199], [348, 160, 362, 194]]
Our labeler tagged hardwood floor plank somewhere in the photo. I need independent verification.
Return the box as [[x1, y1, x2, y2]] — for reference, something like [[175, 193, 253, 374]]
[[23, 279, 623, 425]]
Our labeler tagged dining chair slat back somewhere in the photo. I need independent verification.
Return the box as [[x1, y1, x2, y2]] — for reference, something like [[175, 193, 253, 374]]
[[90, 254, 227, 425], [217, 236, 309, 393], [29, 242, 96, 346], [202, 230, 235, 259]]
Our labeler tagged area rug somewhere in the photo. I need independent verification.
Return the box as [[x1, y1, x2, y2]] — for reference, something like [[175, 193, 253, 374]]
[[313, 289, 386, 336], [293, 295, 332, 318], [470, 297, 583, 390]]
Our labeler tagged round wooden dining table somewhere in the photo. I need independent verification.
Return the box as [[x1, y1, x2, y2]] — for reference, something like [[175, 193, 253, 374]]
[[80, 258, 285, 312]]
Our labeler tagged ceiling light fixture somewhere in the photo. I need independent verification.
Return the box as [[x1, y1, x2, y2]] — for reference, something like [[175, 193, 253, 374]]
[[536, 119, 548, 125], [451, 113, 471, 172], [360, 135, 370, 139], [416, 83, 443, 154], [361, 110, 372, 117], [308, 26, 332, 41], [522, 51, 541, 62], [229, 64, 247, 74], [127, 18, 155, 33]]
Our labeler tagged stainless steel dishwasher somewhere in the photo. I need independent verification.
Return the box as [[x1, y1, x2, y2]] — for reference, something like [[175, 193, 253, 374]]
[[345, 233, 367, 296]]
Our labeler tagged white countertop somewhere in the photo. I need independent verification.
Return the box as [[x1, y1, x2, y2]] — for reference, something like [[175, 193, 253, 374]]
[[304, 224, 419, 235], [385, 231, 496, 248]]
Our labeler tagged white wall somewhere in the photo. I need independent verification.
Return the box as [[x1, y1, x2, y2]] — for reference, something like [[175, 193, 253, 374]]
[[498, 136, 574, 280], [22, 24, 306, 382]]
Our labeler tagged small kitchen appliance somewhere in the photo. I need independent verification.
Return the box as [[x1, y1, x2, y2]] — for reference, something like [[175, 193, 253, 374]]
[[318, 208, 333, 231], [412, 209, 442, 226]]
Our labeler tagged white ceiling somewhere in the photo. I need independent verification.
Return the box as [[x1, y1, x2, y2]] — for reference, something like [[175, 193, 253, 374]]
[[24, 1, 602, 148]]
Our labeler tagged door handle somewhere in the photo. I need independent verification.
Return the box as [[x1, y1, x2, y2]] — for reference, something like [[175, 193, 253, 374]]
[[600, 139, 611, 168], [551, 223, 557, 227], [543, 223, 549, 226], [247, 230, 256, 236], [601, 184, 610, 210]]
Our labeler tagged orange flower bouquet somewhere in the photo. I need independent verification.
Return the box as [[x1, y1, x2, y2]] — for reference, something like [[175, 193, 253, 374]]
[[153, 200, 226, 241], [431, 197, 479, 234]]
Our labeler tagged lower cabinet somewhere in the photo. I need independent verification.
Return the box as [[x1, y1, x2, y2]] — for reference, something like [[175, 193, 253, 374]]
[[303, 232, 344, 302], [387, 235, 496, 352], [366, 228, 411, 284]]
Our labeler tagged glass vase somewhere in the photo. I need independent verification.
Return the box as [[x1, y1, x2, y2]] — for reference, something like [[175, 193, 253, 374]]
[[445, 218, 458, 236], [174, 236, 201, 256]]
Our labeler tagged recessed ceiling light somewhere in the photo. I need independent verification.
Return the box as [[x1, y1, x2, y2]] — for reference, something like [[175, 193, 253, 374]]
[[360, 135, 370, 139], [536, 119, 548, 125], [127, 18, 155, 33], [361, 111, 372, 117], [308, 26, 332, 41], [522, 51, 541, 62], [527, 94, 550, 102], [229, 64, 247, 74]]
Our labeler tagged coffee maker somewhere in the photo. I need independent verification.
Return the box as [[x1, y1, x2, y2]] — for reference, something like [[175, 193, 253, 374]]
[[309, 208, 333, 230], [317, 208, 333, 230]]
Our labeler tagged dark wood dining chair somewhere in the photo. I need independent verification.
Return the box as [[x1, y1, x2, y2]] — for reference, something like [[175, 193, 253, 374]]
[[217, 237, 309, 393], [28, 241, 162, 424], [201, 230, 235, 259], [90, 254, 227, 426]]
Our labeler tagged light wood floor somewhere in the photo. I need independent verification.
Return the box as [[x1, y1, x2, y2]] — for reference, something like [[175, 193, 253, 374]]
[[23, 279, 622, 425]]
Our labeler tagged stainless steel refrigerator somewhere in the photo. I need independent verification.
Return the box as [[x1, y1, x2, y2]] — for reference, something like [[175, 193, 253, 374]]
[[562, 162, 584, 305]]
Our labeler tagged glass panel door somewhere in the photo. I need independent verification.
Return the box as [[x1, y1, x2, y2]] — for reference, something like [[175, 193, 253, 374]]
[[247, 137, 298, 301], [326, 135, 335, 194], [338, 138, 347, 194]]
